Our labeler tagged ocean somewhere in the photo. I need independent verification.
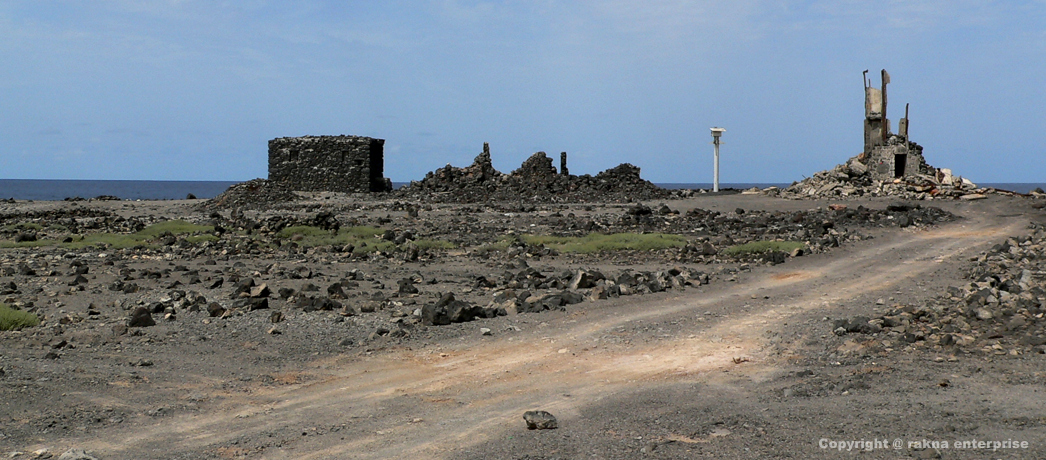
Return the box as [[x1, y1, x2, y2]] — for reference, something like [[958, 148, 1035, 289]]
[[0, 179, 1041, 201], [0, 180, 240, 201]]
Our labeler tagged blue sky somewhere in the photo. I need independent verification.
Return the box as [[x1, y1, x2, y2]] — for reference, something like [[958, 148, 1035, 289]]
[[1, 1, 1044, 183]]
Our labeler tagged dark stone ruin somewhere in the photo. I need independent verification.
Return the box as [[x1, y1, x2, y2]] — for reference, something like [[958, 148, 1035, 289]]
[[206, 135, 673, 208], [395, 143, 670, 203], [268, 135, 392, 193]]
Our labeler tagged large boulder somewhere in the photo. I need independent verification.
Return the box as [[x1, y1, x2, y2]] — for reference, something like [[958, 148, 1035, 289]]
[[128, 307, 155, 328]]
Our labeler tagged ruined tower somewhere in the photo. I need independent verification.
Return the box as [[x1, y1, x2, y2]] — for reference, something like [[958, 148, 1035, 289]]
[[860, 70, 929, 180]]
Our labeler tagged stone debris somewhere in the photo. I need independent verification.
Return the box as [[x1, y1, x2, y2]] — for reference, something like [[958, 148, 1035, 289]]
[[0, 208, 151, 242], [833, 223, 1046, 356], [421, 293, 505, 326], [200, 178, 301, 210], [763, 149, 985, 200], [523, 410, 558, 430], [396, 144, 671, 203], [56, 449, 97, 459]]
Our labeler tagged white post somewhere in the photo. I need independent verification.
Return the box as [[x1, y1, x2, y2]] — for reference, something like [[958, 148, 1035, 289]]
[[713, 140, 720, 192], [710, 127, 725, 192]]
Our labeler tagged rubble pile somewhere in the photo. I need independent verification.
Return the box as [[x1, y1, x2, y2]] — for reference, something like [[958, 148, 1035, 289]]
[[199, 178, 301, 210], [0, 207, 114, 224], [481, 266, 709, 317], [397, 151, 671, 203], [833, 224, 1046, 356], [0, 208, 166, 242], [765, 142, 989, 201], [398, 150, 504, 203]]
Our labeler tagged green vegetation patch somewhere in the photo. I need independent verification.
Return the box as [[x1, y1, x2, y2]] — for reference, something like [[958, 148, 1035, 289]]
[[0, 303, 40, 331], [521, 232, 688, 254], [135, 220, 214, 238], [0, 239, 53, 249], [277, 225, 369, 248], [1, 222, 43, 232], [61, 220, 215, 250], [723, 240, 806, 256]]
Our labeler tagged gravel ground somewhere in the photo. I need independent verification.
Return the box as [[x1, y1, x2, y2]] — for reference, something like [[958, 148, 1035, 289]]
[[1, 193, 1044, 459]]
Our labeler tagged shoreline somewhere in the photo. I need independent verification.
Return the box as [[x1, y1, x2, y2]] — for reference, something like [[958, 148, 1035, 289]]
[[3, 177, 1045, 202]]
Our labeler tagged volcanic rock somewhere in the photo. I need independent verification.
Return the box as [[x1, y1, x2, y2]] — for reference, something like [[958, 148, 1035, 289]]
[[199, 178, 300, 210], [128, 307, 156, 328], [396, 145, 670, 203], [523, 410, 558, 430]]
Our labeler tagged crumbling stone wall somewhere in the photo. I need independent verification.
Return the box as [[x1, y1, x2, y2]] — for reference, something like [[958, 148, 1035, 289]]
[[859, 70, 931, 180], [396, 143, 670, 203], [862, 137, 931, 179], [268, 135, 391, 193]]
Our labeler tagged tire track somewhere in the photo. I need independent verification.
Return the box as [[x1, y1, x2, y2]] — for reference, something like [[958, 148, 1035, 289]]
[[74, 215, 1023, 459]]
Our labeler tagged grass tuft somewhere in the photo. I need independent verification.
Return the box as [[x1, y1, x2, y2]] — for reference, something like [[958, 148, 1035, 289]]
[[61, 220, 215, 250], [1, 222, 43, 232], [723, 240, 806, 256], [134, 220, 214, 238], [0, 239, 53, 249], [0, 303, 40, 331]]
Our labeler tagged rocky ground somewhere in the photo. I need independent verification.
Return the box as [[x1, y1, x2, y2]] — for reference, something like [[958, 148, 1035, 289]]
[[1, 190, 1045, 459]]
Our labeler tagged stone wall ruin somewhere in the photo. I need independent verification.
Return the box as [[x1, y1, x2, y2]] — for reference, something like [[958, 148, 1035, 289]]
[[395, 143, 670, 203], [860, 70, 931, 180], [771, 69, 981, 200], [268, 135, 392, 193]]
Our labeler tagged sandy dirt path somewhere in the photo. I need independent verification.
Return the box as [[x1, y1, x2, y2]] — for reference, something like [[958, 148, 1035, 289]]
[[68, 210, 1025, 459]]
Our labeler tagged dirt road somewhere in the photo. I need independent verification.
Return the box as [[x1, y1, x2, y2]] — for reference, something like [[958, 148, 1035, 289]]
[[44, 199, 1046, 459]]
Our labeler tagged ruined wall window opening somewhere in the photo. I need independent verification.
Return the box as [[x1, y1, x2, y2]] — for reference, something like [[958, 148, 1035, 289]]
[[894, 154, 907, 178]]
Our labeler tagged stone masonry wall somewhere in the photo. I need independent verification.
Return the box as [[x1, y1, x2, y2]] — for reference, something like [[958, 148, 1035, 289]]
[[860, 70, 930, 180], [268, 136, 390, 193]]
